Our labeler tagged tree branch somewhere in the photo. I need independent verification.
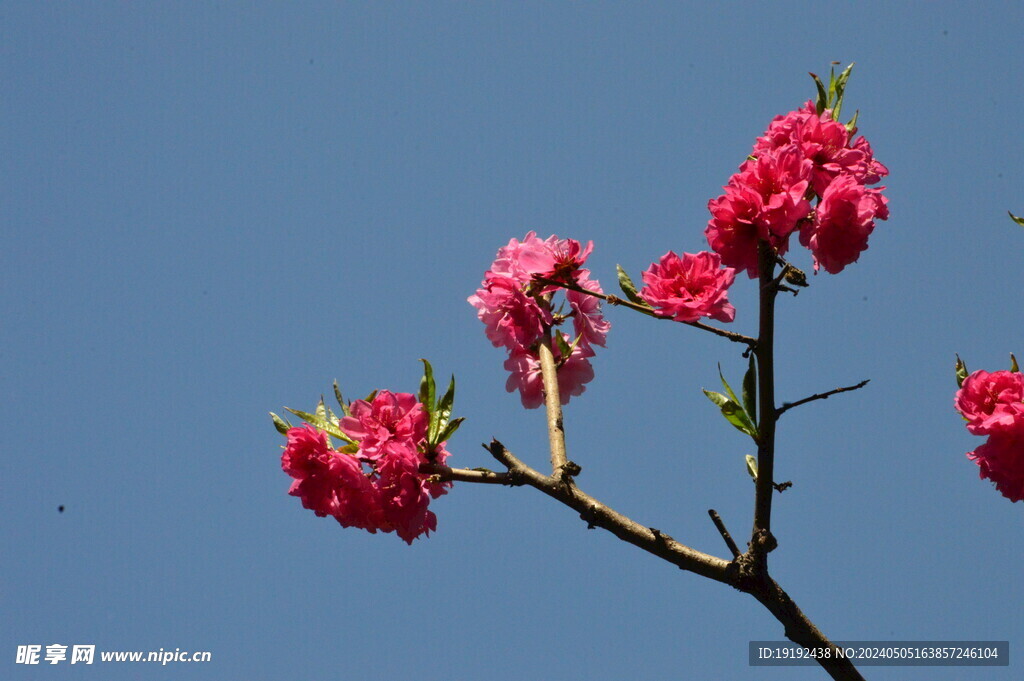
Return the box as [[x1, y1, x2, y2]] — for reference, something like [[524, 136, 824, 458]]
[[751, 241, 779, 562], [707, 509, 741, 558], [537, 333, 570, 477], [533, 276, 757, 348], [777, 380, 870, 417], [419, 463, 522, 485]]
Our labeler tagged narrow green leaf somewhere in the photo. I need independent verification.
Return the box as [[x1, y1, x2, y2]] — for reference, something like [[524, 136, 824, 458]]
[[419, 359, 436, 411], [333, 380, 351, 417], [827, 65, 837, 108], [742, 354, 757, 424], [283, 407, 354, 444], [745, 454, 758, 481], [832, 62, 854, 120], [1009, 211, 1024, 227], [955, 354, 969, 388], [554, 333, 573, 362], [270, 412, 292, 436], [339, 443, 359, 455], [702, 390, 758, 440], [431, 375, 456, 444], [718, 364, 740, 405], [616, 265, 650, 306], [364, 389, 378, 403], [315, 396, 327, 423], [809, 72, 828, 115], [438, 417, 465, 444], [845, 109, 860, 134], [1010, 353, 1019, 373]]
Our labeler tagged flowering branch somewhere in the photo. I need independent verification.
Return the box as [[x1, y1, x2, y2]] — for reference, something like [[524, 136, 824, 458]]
[[750, 241, 780, 561], [420, 463, 522, 486], [777, 379, 871, 417], [534, 276, 757, 348]]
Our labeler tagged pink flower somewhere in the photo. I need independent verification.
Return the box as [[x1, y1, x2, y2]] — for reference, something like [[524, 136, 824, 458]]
[[800, 174, 889, 274], [340, 391, 428, 460], [968, 428, 1024, 503], [639, 251, 736, 323], [468, 275, 551, 352], [490, 231, 552, 282], [566, 269, 610, 350], [519, 235, 594, 284], [373, 442, 438, 544], [732, 143, 813, 240], [706, 182, 780, 277], [281, 425, 382, 530], [956, 370, 1024, 436], [504, 334, 595, 409]]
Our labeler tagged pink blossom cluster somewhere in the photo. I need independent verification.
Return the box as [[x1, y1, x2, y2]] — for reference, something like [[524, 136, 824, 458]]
[[281, 391, 451, 543], [638, 250, 736, 323], [707, 101, 888, 276], [469, 232, 609, 408], [955, 370, 1024, 502]]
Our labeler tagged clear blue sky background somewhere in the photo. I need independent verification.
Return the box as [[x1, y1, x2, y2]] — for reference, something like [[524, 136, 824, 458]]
[[3, 3, 1022, 680]]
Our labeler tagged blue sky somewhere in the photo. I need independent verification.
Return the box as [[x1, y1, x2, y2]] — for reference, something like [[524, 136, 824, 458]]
[[3, 3, 1022, 680]]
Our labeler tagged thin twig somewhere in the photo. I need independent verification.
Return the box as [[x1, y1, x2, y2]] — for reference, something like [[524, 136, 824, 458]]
[[777, 380, 870, 417], [707, 509, 741, 558], [750, 241, 779, 563], [534, 276, 758, 348], [537, 333, 569, 477]]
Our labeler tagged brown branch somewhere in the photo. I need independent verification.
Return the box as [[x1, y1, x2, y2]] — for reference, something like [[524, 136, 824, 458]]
[[537, 333, 569, 477], [485, 440, 733, 583], [419, 463, 522, 485], [777, 380, 870, 417], [751, 241, 779, 563], [533, 276, 757, 348], [707, 509, 741, 558]]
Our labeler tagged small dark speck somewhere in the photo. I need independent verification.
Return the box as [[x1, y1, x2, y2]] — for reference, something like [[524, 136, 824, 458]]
[[862, 296, 868, 301], [943, 30, 948, 36], [58, 505, 65, 513], [309, 58, 314, 64], [202, 289, 209, 296], [998, 173, 1003, 178]]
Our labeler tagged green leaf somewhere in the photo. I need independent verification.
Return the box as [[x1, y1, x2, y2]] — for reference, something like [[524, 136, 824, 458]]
[[333, 380, 351, 417], [703, 389, 758, 440], [832, 62, 854, 120], [270, 412, 292, 436], [315, 396, 327, 423], [283, 407, 355, 444], [430, 374, 456, 445], [554, 332, 573, 362], [955, 354, 969, 388], [718, 364, 740, 405], [339, 443, 359, 455], [742, 355, 757, 424], [745, 454, 758, 481], [438, 417, 465, 444], [616, 265, 650, 306], [809, 72, 828, 115], [419, 359, 436, 412], [845, 109, 860, 134], [1009, 211, 1024, 227], [1011, 353, 1019, 373], [364, 389, 378, 403]]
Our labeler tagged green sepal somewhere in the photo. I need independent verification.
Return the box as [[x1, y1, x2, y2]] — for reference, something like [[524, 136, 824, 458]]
[[333, 380, 351, 417], [1009, 211, 1024, 227], [419, 359, 436, 411], [554, 332, 573, 361], [270, 412, 293, 436], [616, 265, 650, 306], [364, 389, 378, 403], [745, 454, 758, 481], [809, 72, 828, 115], [1011, 353, 1019, 373], [338, 443, 360, 455], [955, 354, 969, 388], [742, 355, 757, 424], [703, 389, 759, 440], [283, 406, 355, 445]]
